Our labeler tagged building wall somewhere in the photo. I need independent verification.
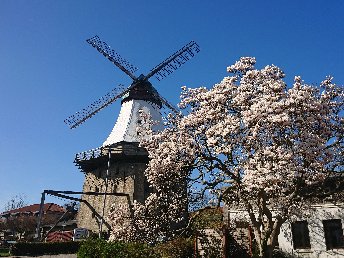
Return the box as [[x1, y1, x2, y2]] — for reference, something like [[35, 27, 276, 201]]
[[225, 203, 344, 258], [279, 203, 344, 258], [77, 161, 147, 233]]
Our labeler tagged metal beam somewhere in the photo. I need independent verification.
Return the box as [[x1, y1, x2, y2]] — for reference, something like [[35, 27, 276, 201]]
[[35, 190, 131, 241]]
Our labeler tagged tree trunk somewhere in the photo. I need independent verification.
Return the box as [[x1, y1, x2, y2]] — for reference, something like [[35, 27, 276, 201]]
[[255, 236, 275, 258], [262, 244, 273, 258]]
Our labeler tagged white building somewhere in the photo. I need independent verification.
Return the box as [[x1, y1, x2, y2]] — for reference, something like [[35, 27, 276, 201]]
[[278, 202, 344, 258], [225, 201, 344, 257]]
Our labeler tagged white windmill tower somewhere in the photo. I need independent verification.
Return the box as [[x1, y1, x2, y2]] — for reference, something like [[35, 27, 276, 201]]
[[64, 36, 200, 233]]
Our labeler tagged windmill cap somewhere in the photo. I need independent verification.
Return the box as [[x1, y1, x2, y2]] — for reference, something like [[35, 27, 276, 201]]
[[121, 80, 162, 107]]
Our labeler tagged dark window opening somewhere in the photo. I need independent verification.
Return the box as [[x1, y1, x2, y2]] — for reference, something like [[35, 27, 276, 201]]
[[291, 221, 311, 249], [323, 219, 344, 250]]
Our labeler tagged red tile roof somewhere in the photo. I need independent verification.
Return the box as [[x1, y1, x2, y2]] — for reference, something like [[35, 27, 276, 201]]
[[1, 203, 65, 216]]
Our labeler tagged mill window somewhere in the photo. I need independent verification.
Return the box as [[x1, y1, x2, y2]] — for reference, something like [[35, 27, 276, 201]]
[[291, 221, 311, 249], [323, 219, 344, 250]]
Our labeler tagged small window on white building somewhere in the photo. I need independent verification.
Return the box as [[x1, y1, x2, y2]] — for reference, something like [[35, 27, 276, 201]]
[[291, 221, 311, 249], [323, 219, 344, 250]]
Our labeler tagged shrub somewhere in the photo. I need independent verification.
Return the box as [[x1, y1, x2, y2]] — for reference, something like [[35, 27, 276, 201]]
[[77, 239, 159, 258], [155, 237, 194, 258], [77, 239, 108, 258], [11, 241, 80, 256], [0, 247, 10, 257], [190, 207, 223, 231], [122, 242, 159, 258]]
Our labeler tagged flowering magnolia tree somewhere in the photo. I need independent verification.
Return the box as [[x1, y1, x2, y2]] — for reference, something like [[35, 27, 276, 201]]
[[108, 57, 343, 258]]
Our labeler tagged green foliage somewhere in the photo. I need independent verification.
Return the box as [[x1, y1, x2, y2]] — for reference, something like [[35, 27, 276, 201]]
[[123, 242, 159, 258], [187, 208, 224, 258], [78, 238, 195, 258], [77, 239, 159, 258], [190, 207, 223, 231], [0, 248, 10, 257], [11, 241, 81, 256], [77, 239, 109, 258], [155, 237, 194, 258]]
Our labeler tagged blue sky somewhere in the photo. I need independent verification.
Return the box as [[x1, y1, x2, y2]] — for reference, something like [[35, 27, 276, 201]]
[[0, 0, 343, 210]]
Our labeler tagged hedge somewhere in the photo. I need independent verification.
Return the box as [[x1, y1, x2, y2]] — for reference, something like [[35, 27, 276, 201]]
[[11, 241, 81, 256], [0, 247, 10, 257], [0, 248, 9, 253], [10, 237, 194, 257], [77, 239, 159, 258]]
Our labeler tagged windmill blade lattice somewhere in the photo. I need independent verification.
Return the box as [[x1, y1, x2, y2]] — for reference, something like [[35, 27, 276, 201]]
[[145, 41, 200, 81], [64, 84, 128, 129], [87, 36, 138, 80]]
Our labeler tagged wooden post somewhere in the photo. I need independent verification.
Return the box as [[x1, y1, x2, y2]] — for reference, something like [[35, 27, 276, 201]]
[[35, 191, 46, 241], [99, 147, 111, 238], [248, 225, 253, 257]]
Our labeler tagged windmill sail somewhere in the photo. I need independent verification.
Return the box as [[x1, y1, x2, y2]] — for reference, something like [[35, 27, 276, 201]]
[[86, 36, 138, 80], [64, 84, 128, 129], [152, 91, 180, 115], [145, 41, 200, 81]]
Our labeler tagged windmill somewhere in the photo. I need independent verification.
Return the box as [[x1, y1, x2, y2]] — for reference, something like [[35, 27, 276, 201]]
[[67, 36, 200, 234], [64, 35, 200, 131]]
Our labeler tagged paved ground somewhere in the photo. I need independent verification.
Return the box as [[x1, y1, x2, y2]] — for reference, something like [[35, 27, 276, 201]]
[[8, 255, 77, 258]]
